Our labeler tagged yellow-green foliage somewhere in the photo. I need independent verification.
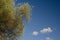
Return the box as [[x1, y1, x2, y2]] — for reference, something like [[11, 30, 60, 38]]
[[0, 0, 32, 40], [0, 0, 15, 22], [17, 3, 32, 22]]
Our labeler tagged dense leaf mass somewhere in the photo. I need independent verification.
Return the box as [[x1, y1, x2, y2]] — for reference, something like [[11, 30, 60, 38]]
[[0, 0, 31, 40]]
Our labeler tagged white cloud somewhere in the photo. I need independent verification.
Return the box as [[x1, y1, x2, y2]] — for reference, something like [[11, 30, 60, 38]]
[[40, 27, 53, 33], [46, 37, 53, 40], [32, 31, 39, 36]]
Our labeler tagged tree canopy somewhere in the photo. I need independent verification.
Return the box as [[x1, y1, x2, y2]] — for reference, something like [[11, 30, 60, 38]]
[[0, 0, 32, 40]]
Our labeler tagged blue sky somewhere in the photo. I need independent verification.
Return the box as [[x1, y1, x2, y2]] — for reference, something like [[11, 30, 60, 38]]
[[16, 0, 60, 40]]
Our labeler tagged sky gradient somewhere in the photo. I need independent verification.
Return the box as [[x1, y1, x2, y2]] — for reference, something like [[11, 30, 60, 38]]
[[16, 0, 60, 40]]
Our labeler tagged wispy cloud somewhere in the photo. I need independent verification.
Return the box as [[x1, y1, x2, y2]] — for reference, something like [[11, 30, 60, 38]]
[[46, 37, 53, 40], [40, 27, 53, 33], [32, 31, 39, 36]]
